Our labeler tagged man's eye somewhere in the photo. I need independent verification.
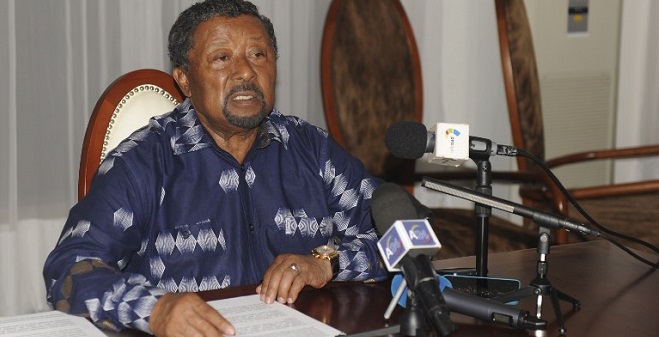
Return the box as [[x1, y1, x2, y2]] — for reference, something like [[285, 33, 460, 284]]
[[214, 55, 229, 62]]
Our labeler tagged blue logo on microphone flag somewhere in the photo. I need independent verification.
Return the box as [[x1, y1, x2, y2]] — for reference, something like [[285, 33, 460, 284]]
[[380, 228, 405, 269], [376, 219, 442, 271], [402, 219, 435, 245]]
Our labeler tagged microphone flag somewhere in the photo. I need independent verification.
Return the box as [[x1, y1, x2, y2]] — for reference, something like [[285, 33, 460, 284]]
[[377, 219, 442, 272], [429, 123, 470, 167]]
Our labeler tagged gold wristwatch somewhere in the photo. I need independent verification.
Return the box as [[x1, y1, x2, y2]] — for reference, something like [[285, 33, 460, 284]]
[[312, 244, 340, 277]]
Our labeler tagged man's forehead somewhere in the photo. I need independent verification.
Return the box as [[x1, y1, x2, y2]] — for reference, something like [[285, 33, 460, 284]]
[[194, 15, 268, 40]]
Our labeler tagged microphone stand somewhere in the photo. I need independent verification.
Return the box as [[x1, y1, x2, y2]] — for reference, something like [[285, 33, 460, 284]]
[[491, 226, 581, 335], [342, 283, 433, 337], [473, 158, 492, 277]]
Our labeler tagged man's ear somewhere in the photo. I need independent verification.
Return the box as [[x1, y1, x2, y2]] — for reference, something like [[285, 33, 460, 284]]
[[172, 67, 192, 97]]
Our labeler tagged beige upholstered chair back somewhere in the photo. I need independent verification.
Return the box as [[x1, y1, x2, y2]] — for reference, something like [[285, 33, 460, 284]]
[[78, 69, 184, 200]]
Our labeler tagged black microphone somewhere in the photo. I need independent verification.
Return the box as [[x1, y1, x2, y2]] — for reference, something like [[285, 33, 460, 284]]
[[372, 183, 547, 331], [372, 183, 454, 336], [422, 177, 602, 237], [384, 120, 519, 161]]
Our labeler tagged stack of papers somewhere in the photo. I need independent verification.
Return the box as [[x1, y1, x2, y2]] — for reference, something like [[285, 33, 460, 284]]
[[0, 310, 105, 337], [209, 295, 344, 337], [0, 295, 344, 337]]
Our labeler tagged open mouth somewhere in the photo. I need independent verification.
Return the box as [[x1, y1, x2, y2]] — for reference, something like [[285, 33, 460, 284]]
[[234, 94, 253, 100], [232, 93, 257, 101], [227, 83, 265, 104]]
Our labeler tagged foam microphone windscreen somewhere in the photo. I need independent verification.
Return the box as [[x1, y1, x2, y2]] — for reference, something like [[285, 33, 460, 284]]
[[371, 183, 419, 235], [384, 120, 428, 159]]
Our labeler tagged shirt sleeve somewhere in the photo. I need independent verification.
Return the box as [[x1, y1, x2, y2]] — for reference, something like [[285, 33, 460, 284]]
[[43, 156, 164, 333], [320, 135, 389, 282]]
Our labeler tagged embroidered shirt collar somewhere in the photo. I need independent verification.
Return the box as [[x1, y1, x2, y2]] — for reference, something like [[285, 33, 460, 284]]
[[168, 98, 282, 155]]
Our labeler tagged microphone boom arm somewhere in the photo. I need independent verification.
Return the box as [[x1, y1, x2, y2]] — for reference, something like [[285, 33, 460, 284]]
[[421, 177, 601, 238]]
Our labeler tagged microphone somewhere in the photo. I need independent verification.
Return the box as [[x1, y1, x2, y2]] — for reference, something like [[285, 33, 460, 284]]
[[373, 184, 443, 271], [372, 183, 547, 331], [421, 177, 602, 237], [372, 183, 453, 336], [384, 120, 519, 165], [390, 275, 546, 330]]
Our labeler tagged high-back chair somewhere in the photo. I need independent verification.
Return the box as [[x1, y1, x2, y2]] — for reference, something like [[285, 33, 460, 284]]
[[321, 0, 421, 184], [78, 69, 184, 200], [321, 0, 539, 258], [496, 0, 659, 247]]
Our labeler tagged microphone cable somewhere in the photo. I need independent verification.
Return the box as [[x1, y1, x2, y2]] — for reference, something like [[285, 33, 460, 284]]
[[515, 148, 659, 269]]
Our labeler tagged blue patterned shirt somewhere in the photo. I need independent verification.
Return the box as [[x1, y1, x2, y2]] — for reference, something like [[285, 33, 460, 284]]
[[43, 99, 388, 333]]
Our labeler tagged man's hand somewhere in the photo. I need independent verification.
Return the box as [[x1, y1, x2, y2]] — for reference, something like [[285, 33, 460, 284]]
[[149, 292, 235, 337], [256, 254, 333, 305]]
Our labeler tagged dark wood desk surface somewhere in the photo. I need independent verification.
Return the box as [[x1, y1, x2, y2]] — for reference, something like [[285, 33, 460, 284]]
[[109, 240, 658, 337]]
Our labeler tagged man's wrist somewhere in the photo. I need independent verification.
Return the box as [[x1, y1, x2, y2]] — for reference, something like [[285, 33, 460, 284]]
[[311, 245, 339, 278]]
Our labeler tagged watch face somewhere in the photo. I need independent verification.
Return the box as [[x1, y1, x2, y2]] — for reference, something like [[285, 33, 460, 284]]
[[315, 245, 336, 255]]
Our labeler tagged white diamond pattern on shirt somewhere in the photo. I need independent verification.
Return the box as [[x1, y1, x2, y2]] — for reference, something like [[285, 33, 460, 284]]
[[157, 278, 178, 292], [218, 228, 227, 251], [245, 165, 256, 188], [360, 178, 376, 199], [219, 275, 231, 288], [137, 238, 148, 256], [178, 276, 199, 292], [159, 187, 165, 206], [179, 109, 196, 127], [117, 256, 129, 269], [338, 188, 359, 210], [331, 173, 348, 197], [178, 124, 205, 145], [333, 211, 350, 232], [219, 169, 240, 192], [314, 124, 329, 138], [284, 215, 297, 235], [156, 275, 230, 293], [156, 223, 227, 255], [199, 276, 221, 291], [155, 232, 176, 255], [71, 220, 91, 238], [113, 208, 134, 231], [85, 298, 102, 322], [132, 295, 159, 318], [276, 124, 290, 149], [274, 208, 328, 237], [175, 230, 197, 254], [149, 256, 166, 279], [267, 118, 290, 149], [171, 121, 212, 155], [57, 227, 73, 245], [298, 216, 318, 237], [58, 220, 92, 245], [197, 227, 218, 252], [274, 208, 293, 233], [322, 160, 336, 185], [319, 217, 333, 237]]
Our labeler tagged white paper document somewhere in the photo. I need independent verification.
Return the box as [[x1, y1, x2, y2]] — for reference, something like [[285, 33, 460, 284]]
[[0, 310, 106, 337], [209, 294, 344, 337]]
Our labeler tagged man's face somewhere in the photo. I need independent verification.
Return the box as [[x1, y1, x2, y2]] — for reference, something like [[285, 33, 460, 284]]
[[174, 15, 276, 135]]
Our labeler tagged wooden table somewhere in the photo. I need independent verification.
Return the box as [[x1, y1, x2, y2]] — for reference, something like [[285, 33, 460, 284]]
[[108, 240, 659, 336]]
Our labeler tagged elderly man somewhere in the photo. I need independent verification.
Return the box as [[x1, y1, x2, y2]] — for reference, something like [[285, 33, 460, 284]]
[[43, 0, 388, 336]]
